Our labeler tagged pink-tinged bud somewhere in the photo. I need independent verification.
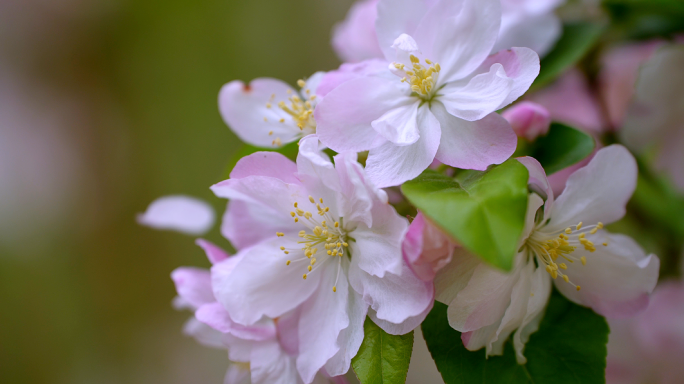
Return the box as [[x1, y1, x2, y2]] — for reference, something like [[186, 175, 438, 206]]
[[502, 101, 551, 141], [402, 213, 456, 282]]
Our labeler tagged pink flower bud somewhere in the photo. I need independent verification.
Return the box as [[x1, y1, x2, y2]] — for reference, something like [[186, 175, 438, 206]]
[[502, 101, 551, 141], [402, 213, 456, 282]]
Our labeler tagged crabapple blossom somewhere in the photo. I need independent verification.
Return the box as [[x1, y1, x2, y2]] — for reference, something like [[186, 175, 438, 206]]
[[316, 0, 539, 187], [332, 0, 564, 63], [210, 136, 433, 383], [172, 239, 346, 384], [430, 145, 659, 362], [219, 72, 324, 148]]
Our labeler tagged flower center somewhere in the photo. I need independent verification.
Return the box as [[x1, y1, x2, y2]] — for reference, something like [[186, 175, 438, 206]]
[[393, 54, 441, 100], [275, 196, 349, 292], [265, 79, 317, 146], [525, 221, 607, 291]]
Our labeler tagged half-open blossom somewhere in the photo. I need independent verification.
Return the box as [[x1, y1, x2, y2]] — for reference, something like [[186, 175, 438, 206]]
[[432, 145, 659, 362], [606, 281, 684, 384], [331, 0, 563, 63], [316, 0, 539, 187], [219, 72, 324, 147], [621, 43, 684, 192], [210, 136, 433, 383], [502, 101, 551, 141], [172, 239, 346, 384]]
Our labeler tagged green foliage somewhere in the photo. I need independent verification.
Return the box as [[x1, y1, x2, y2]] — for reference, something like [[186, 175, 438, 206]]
[[532, 22, 606, 90], [352, 317, 414, 384], [524, 123, 596, 175], [604, 0, 684, 39], [422, 290, 609, 384], [401, 160, 529, 271], [222, 141, 300, 180]]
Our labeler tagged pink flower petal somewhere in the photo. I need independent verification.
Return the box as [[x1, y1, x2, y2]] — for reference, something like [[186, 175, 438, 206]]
[[433, 105, 516, 171]]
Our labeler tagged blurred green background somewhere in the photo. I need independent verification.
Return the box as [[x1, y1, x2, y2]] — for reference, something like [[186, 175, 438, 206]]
[[0, 1, 355, 382]]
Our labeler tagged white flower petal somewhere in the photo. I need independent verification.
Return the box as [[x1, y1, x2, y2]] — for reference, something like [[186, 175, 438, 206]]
[[375, 0, 433, 60], [137, 195, 215, 235], [487, 260, 534, 356], [324, 286, 368, 377], [349, 203, 408, 278], [371, 101, 421, 145], [183, 317, 226, 350], [554, 233, 659, 318], [412, 0, 501, 83], [439, 63, 513, 121], [492, 12, 562, 57], [224, 364, 251, 384], [350, 261, 433, 328], [250, 339, 302, 384], [446, 255, 525, 332], [433, 104, 516, 171], [434, 247, 481, 305], [219, 79, 302, 147], [513, 263, 552, 364], [315, 76, 409, 153], [546, 145, 637, 232], [212, 241, 321, 325], [365, 105, 441, 188], [297, 263, 351, 384]]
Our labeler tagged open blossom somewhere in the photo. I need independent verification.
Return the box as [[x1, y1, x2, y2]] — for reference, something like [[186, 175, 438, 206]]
[[606, 281, 684, 384], [621, 43, 684, 192], [172, 240, 346, 384], [210, 136, 433, 383], [316, 0, 540, 187], [332, 0, 563, 63], [430, 145, 659, 362], [219, 72, 324, 148]]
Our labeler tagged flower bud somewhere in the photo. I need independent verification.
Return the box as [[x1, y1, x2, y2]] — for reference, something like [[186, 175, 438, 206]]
[[503, 101, 551, 141], [402, 213, 456, 282]]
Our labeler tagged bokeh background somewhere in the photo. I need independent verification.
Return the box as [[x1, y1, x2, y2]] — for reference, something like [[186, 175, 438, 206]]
[[0, 1, 447, 383]]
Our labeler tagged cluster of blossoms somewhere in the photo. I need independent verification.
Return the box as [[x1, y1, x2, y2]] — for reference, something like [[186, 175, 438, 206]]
[[138, 0, 684, 382]]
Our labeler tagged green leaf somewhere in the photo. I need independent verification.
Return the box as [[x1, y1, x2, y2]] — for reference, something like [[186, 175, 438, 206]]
[[401, 160, 529, 271], [222, 141, 299, 180], [352, 317, 414, 384], [422, 290, 608, 384], [526, 123, 595, 175], [532, 22, 605, 90], [604, 0, 684, 40]]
